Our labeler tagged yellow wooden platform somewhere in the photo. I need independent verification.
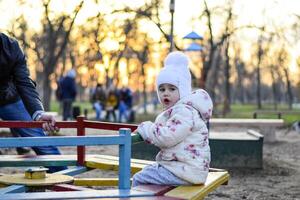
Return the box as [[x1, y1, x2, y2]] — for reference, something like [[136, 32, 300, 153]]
[[0, 154, 229, 199], [84, 155, 230, 199], [164, 170, 229, 200]]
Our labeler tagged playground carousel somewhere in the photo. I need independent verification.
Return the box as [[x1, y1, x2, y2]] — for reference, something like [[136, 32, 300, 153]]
[[0, 117, 229, 199]]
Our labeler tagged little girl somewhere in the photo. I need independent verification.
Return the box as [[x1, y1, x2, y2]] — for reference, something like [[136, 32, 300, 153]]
[[132, 51, 213, 186]]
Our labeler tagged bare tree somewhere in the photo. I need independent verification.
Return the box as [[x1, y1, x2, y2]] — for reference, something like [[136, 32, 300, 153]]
[[132, 45, 150, 114], [38, 0, 84, 110], [206, 46, 223, 105], [269, 64, 279, 110], [201, 0, 239, 90], [233, 45, 247, 104], [9, 0, 84, 110], [223, 38, 231, 115], [255, 32, 266, 109], [115, 0, 179, 51], [277, 47, 293, 109]]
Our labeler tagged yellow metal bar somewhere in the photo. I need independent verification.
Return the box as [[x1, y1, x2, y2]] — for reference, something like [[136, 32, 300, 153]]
[[85, 156, 152, 174], [74, 178, 118, 186], [85, 159, 119, 171], [91, 154, 155, 166]]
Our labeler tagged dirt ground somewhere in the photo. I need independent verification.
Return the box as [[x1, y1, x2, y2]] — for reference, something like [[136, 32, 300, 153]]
[[0, 128, 300, 199], [207, 129, 300, 200]]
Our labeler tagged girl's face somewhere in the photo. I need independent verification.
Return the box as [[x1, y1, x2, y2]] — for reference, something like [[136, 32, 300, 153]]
[[158, 83, 180, 109]]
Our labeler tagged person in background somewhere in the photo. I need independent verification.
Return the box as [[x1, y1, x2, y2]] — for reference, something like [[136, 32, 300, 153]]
[[91, 83, 106, 120], [132, 51, 213, 186], [118, 86, 133, 122], [105, 89, 118, 122], [60, 69, 77, 121], [0, 32, 66, 173]]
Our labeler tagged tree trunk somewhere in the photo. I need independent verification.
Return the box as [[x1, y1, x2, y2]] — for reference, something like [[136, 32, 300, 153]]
[[270, 66, 278, 110], [283, 68, 293, 109], [256, 40, 263, 109], [141, 62, 148, 114], [222, 40, 231, 116], [42, 75, 52, 111], [236, 61, 245, 104], [207, 50, 219, 102]]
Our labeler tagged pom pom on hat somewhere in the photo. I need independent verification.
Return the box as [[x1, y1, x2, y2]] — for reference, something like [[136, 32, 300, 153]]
[[156, 51, 192, 99], [164, 51, 189, 68]]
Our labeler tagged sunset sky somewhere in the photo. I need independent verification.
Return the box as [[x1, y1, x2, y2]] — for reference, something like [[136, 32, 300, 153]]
[[1, 0, 299, 36], [0, 0, 299, 74]]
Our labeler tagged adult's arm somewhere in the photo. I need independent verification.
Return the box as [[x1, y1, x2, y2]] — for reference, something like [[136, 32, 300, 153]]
[[4, 35, 58, 132], [10, 38, 44, 117]]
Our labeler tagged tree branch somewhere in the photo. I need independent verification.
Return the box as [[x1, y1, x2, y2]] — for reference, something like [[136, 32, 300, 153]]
[[53, 0, 84, 66]]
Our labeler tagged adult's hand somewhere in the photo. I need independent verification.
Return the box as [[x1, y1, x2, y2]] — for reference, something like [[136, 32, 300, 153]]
[[37, 113, 60, 133]]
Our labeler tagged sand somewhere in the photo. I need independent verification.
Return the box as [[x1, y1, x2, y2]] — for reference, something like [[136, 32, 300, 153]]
[[207, 129, 300, 200]]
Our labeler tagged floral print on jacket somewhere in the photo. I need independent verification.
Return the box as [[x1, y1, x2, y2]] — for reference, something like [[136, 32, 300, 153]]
[[137, 89, 213, 184]]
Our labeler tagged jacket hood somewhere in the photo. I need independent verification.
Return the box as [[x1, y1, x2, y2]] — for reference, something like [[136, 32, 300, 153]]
[[178, 89, 213, 122]]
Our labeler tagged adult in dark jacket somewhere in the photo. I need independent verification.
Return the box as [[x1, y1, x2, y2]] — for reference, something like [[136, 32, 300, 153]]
[[118, 86, 133, 122], [0, 32, 66, 172], [60, 69, 77, 120]]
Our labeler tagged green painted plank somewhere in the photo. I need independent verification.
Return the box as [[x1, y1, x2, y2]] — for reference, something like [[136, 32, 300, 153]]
[[131, 133, 143, 144]]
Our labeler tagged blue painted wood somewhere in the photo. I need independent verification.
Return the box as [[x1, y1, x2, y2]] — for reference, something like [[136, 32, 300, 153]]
[[0, 136, 125, 148], [0, 129, 135, 196], [118, 128, 131, 189], [0, 189, 154, 199], [54, 166, 88, 176], [0, 185, 27, 194]]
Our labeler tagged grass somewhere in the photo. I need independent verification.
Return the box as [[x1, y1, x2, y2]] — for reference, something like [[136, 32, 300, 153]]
[[215, 103, 300, 125], [49, 101, 300, 125], [50, 100, 94, 115]]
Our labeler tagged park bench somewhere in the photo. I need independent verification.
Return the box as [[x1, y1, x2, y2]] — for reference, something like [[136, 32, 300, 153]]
[[253, 110, 300, 119], [210, 118, 284, 142], [0, 117, 229, 199]]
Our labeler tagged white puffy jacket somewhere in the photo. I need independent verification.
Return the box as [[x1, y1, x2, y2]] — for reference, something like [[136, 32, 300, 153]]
[[137, 89, 213, 184]]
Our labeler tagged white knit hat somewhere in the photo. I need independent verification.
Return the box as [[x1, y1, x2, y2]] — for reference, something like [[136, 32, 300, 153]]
[[156, 51, 192, 99]]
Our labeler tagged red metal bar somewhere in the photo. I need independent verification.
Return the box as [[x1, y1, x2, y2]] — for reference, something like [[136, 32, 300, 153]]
[[0, 120, 137, 131], [77, 116, 86, 166], [0, 121, 78, 128], [0, 119, 140, 166], [84, 121, 137, 132]]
